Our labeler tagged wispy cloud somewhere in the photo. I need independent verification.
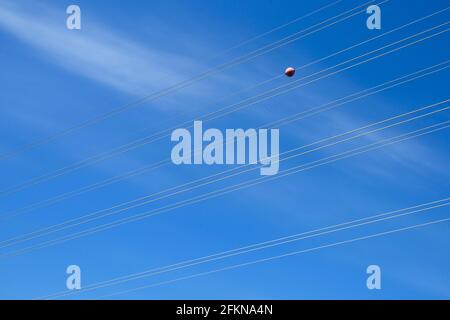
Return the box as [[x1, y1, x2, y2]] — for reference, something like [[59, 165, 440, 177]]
[[0, 1, 206, 96]]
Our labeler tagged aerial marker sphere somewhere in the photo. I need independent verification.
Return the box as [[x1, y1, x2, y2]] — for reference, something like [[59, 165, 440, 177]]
[[284, 67, 295, 77]]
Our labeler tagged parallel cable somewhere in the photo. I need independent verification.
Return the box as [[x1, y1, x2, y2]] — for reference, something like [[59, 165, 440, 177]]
[[1, 20, 446, 197], [97, 217, 450, 299], [0, 0, 373, 162], [1, 99, 448, 249], [3, 61, 448, 219], [3, 119, 449, 258], [37, 198, 449, 299], [213, 0, 345, 57]]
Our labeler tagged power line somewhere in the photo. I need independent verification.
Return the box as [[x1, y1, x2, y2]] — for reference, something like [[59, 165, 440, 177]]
[[96, 217, 450, 299], [0, 1, 394, 196], [37, 198, 449, 299], [1, 99, 447, 249], [212, 0, 345, 57], [3, 61, 448, 220], [1, 20, 446, 197], [3, 119, 448, 258], [0, 0, 371, 162]]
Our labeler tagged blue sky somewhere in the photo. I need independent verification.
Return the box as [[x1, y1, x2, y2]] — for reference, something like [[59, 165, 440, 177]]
[[0, 0, 449, 299]]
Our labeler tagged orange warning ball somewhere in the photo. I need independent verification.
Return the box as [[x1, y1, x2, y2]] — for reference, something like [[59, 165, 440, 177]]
[[284, 67, 295, 77]]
